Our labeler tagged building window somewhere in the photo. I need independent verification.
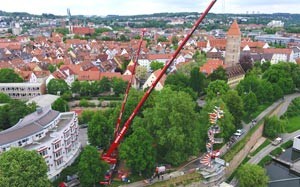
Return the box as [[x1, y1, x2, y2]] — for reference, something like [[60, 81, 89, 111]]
[[39, 149, 48, 157], [55, 158, 63, 166], [55, 150, 62, 158], [54, 142, 61, 149]]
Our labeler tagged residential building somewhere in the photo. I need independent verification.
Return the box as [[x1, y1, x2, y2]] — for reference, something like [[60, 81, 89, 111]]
[[0, 106, 81, 180], [142, 69, 166, 91], [0, 82, 46, 100]]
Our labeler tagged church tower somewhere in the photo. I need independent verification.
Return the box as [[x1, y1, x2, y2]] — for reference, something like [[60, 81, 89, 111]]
[[225, 20, 241, 67]]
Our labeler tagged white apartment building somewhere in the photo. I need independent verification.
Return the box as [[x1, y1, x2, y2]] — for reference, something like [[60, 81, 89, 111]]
[[0, 82, 46, 100], [0, 106, 81, 180]]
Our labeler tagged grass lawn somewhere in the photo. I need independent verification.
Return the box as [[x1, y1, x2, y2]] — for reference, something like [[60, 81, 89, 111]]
[[249, 139, 271, 157], [285, 115, 300, 133]]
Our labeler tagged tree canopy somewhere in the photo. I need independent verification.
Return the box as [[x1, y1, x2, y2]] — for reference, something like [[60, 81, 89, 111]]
[[47, 79, 69, 95], [150, 61, 164, 71], [78, 146, 109, 187], [119, 123, 156, 175], [237, 164, 269, 187], [0, 148, 50, 187], [141, 88, 201, 165], [87, 111, 114, 149], [0, 68, 23, 83], [52, 98, 69, 112]]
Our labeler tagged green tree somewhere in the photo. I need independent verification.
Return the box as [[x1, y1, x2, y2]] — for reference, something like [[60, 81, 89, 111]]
[[150, 61, 164, 71], [78, 146, 109, 187], [208, 66, 228, 82], [256, 80, 274, 104], [0, 68, 23, 83], [111, 77, 127, 96], [79, 110, 95, 124], [135, 66, 148, 81], [99, 77, 111, 93], [119, 123, 156, 175], [243, 91, 258, 115], [0, 93, 10, 103], [263, 116, 285, 139], [206, 80, 229, 100], [223, 90, 244, 128], [52, 98, 69, 112], [237, 164, 269, 187], [189, 67, 206, 95], [0, 148, 50, 187], [157, 36, 168, 43], [48, 64, 56, 73], [79, 81, 91, 96], [87, 112, 114, 149], [47, 79, 69, 95], [142, 88, 201, 165], [71, 80, 81, 94]]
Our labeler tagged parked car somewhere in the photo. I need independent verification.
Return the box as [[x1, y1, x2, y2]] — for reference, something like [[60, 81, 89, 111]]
[[272, 137, 283, 146], [234, 129, 245, 137]]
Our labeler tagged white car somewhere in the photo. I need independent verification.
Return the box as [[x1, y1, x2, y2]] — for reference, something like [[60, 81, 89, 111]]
[[234, 129, 245, 137]]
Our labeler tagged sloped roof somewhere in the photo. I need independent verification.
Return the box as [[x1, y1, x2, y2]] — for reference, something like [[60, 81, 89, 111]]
[[226, 64, 245, 78], [227, 20, 241, 36]]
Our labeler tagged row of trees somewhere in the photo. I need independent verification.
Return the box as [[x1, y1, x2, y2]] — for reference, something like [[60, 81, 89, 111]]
[[47, 77, 127, 98]]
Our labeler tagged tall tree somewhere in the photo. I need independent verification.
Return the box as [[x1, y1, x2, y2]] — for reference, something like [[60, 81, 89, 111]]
[[135, 66, 148, 81], [78, 146, 109, 187], [99, 77, 111, 93], [243, 91, 258, 115], [263, 116, 285, 139], [111, 77, 127, 96], [0, 68, 23, 83], [0, 148, 50, 187], [206, 80, 229, 100], [189, 67, 206, 95], [223, 90, 244, 128], [208, 66, 228, 82], [71, 80, 81, 94], [52, 98, 69, 112], [47, 79, 69, 95], [237, 164, 269, 187], [142, 88, 201, 165], [87, 112, 114, 149], [79, 81, 92, 96], [150, 61, 164, 71], [119, 122, 156, 175]]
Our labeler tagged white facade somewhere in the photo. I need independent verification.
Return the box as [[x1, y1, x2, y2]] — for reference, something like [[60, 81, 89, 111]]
[[0, 106, 81, 180], [0, 82, 45, 100], [293, 135, 300, 151], [142, 73, 163, 91]]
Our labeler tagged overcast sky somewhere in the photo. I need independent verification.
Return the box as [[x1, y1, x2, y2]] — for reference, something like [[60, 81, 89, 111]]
[[1, 0, 299, 16]]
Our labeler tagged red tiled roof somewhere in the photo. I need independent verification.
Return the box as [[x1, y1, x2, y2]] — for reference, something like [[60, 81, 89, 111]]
[[227, 20, 241, 36], [77, 71, 101, 81], [147, 54, 172, 61], [263, 48, 292, 54], [72, 27, 95, 35], [200, 59, 226, 76]]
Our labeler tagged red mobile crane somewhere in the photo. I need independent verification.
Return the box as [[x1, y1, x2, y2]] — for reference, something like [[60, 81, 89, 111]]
[[101, 0, 218, 184], [114, 29, 146, 139]]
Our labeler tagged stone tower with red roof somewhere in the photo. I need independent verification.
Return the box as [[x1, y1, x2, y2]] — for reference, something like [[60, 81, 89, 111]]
[[225, 20, 241, 67]]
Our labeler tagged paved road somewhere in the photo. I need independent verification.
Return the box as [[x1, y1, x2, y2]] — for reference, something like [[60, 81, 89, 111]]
[[248, 93, 300, 164]]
